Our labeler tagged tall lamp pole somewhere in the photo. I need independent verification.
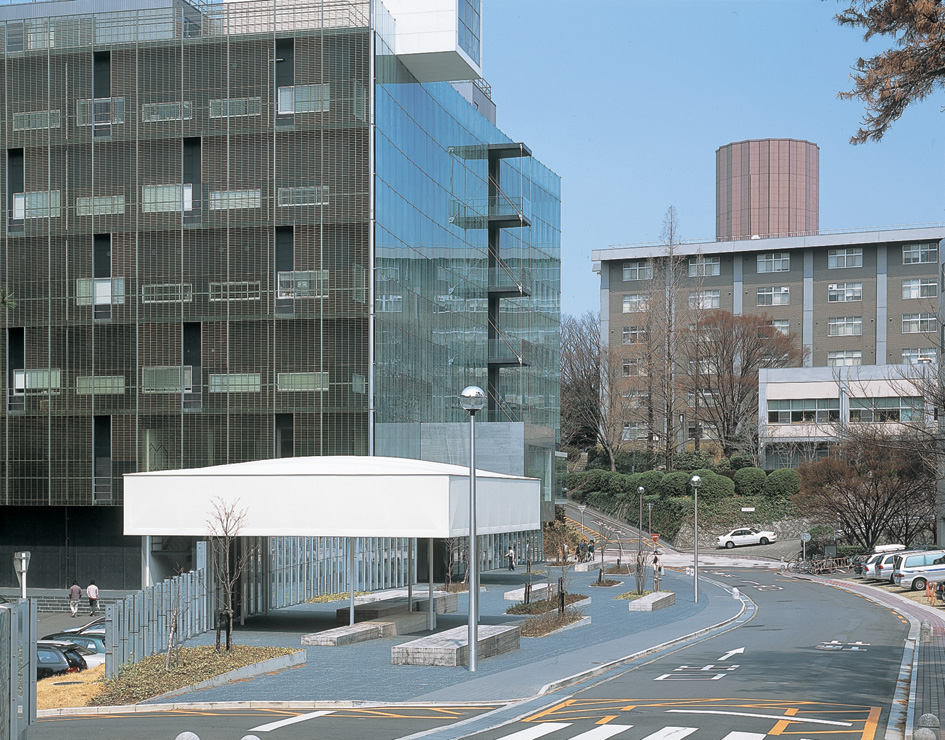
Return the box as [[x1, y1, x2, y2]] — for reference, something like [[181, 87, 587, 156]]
[[690, 475, 701, 603], [637, 486, 645, 562], [460, 385, 486, 672]]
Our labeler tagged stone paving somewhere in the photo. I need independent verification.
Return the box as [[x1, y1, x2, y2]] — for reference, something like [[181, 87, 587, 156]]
[[149, 564, 744, 705]]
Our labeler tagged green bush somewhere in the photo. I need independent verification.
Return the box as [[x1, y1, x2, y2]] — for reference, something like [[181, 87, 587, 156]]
[[661, 471, 691, 498], [734, 467, 767, 497], [638, 470, 665, 496], [674, 450, 715, 471], [695, 471, 735, 503], [762, 468, 800, 499], [728, 453, 756, 471], [838, 545, 864, 559]]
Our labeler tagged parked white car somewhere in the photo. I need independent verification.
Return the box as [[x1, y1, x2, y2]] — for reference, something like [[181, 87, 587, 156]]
[[716, 527, 777, 549]]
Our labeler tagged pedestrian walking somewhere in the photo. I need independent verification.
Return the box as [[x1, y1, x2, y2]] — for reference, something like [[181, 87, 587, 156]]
[[507, 546, 515, 571], [86, 580, 100, 616], [68, 581, 81, 618], [588, 538, 595, 560], [563, 542, 570, 562]]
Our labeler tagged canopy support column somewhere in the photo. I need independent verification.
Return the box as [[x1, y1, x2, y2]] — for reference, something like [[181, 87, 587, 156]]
[[428, 537, 435, 630], [348, 537, 356, 626], [407, 537, 414, 611]]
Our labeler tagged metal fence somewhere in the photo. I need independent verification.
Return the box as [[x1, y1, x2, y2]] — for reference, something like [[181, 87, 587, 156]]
[[0, 599, 35, 740], [103, 569, 212, 679]]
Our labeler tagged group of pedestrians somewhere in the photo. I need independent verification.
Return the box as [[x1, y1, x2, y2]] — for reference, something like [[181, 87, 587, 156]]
[[67, 579, 100, 617]]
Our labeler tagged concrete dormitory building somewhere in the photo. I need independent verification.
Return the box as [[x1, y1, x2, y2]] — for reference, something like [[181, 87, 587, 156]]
[[592, 138, 945, 544], [0, 0, 561, 593]]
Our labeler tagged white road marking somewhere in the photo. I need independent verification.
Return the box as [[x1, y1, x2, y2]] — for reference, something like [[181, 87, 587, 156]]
[[499, 723, 571, 740], [721, 733, 767, 740], [719, 647, 745, 660], [250, 710, 334, 732], [638, 727, 698, 740], [570, 726, 633, 739], [665, 709, 852, 727]]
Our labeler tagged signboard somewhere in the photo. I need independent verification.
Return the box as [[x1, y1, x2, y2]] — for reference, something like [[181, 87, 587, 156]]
[[801, 532, 811, 542], [740, 507, 755, 512], [651, 533, 660, 542]]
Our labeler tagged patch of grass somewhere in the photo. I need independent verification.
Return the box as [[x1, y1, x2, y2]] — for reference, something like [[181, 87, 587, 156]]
[[89, 646, 298, 707], [506, 593, 587, 615], [520, 609, 584, 637], [37, 664, 106, 710], [616, 589, 653, 600], [590, 579, 621, 588], [604, 564, 635, 575], [305, 591, 368, 604], [442, 582, 469, 593]]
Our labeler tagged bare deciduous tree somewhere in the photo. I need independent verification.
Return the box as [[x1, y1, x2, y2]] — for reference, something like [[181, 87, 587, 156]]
[[207, 497, 254, 650], [837, 0, 945, 143], [561, 312, 602, 451]]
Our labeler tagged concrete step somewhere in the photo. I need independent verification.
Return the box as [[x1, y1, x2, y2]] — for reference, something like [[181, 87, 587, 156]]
[[627, 591, 675, 612], [391, 624, 520, 667]]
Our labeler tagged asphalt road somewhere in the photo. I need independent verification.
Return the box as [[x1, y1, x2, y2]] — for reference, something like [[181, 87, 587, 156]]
[[30, 570, 910, 740]]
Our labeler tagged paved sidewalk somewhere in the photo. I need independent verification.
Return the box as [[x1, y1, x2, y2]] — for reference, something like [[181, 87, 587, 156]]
[[802, 575, 945, 731], [149, 563, 744, 705]]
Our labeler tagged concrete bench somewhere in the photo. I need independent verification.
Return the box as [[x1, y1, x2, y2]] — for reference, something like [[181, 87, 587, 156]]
[[303, 612, 431, 647], [334, 592, 457, 623], [391, 624, 520, 666], [627, 591, 675, 612], [504, 582, 557, 602]]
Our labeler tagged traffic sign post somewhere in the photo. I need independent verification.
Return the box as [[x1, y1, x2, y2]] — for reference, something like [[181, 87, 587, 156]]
[[13, 551, 30, 599], [801, 532, 811, 561]]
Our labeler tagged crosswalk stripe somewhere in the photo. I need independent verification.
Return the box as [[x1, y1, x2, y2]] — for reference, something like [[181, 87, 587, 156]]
[[250, 710, 334, 732], [499, 723, 572, 740], [639, 727, 699, 740], [570, 725, 634, 739], [721, 733, 767, 740]]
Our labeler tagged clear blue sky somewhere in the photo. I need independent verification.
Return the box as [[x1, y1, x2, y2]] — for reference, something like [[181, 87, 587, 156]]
[[483, 0, 945, 318]]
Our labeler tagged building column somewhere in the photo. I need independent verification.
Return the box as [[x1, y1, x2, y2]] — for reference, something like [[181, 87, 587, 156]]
[[803, 249, 813, 367], [875, 245, 887, 364]]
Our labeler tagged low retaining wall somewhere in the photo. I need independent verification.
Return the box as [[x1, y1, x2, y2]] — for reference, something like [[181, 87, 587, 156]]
[[391, 624, 520, 666], [627, 591, 675, 612]]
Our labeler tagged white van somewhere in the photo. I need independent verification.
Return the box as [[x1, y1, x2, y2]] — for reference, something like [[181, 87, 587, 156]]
[[892, 550, 945, 591]]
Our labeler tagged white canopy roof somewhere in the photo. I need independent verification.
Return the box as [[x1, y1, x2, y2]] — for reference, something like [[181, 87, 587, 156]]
[[124, 456, 541, 538]]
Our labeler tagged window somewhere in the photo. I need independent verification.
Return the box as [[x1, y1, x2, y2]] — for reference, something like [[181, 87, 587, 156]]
[[622, 326, 646, 344], [141, 366, 192, 394], [141, 184, 192, 213], [76, 195, 124, 216], [903, 243, 938, 264], [757, 286, 790, 306], [76, 277, 125, 306], [277, 270, 327, 299], [689, 289, 720, 310], [902, 313, 936, 333], [76, 375, 125, 395], [757, 253, 790, 273], [375, 294, 403, 313], [12, 190, 60, 219], [827, 350, 862, 367], [12, 110, 60, 131], [828, 316, 862, 336], [277, 186, 328, 207], [622, 358, 644, 376], [622, 423, 648, 441], [827, 247, 863, 269], [689, 255, 720, 277], [622, 294, 647, 313], [208, 373, 261, 393], [76, 97, 125, 126], [141, 283, 193, 303], [828, 282, 862, 302], [767, 398, 840, 424], [277, 84, 329, 114], [850, 397, 923, 423], [277, 371, 328, 392], [209, 189, 261, 210], [209, 281, 261, 302], [768, 319, 790, 335], [11, 368, 61, 395], [902, 348, 937, 364], [376, 266, 400, 282], [209, 97, 261, 118], [624, 390, 649, 408], [622, 260, 652, 281], [902, 279, 938, 299], [688, 390, 719, 407], [140, 102, 192, 122]]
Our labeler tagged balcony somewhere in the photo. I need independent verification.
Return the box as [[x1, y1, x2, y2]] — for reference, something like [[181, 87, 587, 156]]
[[488, 336, 531, 367], [449, 196, 531, 230], [488, 265, 531, 298]]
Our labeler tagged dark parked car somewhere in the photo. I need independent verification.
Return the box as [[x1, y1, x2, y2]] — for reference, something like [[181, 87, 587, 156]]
[[41, 632, 105, 655], [36, 642, 87, 680], [59, 617, 105, 636]]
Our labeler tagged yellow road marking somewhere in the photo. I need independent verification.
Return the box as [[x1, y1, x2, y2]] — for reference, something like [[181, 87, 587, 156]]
[[769, 706, 799, 735], [596, 716, 619, 725]]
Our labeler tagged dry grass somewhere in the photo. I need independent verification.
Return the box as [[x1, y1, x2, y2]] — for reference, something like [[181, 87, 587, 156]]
[[305, 591, 368, 604], [616, 589, 653, 600], [590, 579, 622, 587], [37, 664, 107, 710], [520, 609, 584, 637], [506, 593, 587, 615]]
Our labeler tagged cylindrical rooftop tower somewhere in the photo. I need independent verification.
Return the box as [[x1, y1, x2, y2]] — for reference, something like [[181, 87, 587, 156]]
[[716, 138, 819, 241]]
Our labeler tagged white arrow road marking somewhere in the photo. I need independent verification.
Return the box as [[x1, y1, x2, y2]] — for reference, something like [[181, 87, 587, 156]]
[[719, 647, 745, 660], [721, 733, 767, 740], [570, 725, 634, 739], [639, 727, 698, 740], [250, 710, 334, 732], [499, 723, 571, 740], [665, 710, 852, 727]]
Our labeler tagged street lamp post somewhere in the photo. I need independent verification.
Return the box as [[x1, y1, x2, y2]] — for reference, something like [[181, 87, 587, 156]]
[[647, 501, 653, 535], [637, 486, 645, 563], [460, 385, 486, 672], [690, 475, 701, 603]]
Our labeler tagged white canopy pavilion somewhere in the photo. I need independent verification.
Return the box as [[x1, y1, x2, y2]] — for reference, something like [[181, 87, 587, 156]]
[[123, 456, 542, 625]]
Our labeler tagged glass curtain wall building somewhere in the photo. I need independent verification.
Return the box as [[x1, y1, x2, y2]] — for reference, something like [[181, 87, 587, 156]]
[[0, 0, 560, 591]]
